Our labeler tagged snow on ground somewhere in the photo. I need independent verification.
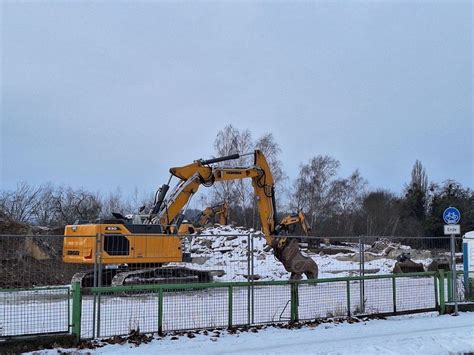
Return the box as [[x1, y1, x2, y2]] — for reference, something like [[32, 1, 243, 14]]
[[31, 312, 474, 355]]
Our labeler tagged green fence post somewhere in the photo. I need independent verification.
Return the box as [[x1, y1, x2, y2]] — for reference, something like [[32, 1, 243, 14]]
[[439, 270, 445, 314], [446, 270, 453, 302], [158, 288, 164, 335], [346, 280, 351, 317], [290, 282, 299, 323], [434, 273, 439, 309], [71, 281, 82, 341], [392, 276, 397, 313], [228, 285, 233, 329]]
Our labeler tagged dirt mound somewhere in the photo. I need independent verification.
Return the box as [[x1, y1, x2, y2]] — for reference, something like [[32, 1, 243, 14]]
[[0, 212, 33, 235], [0, 214, 85, 288]]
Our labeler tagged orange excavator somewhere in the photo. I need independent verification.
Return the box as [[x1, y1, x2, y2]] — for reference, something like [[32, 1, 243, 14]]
[[63, 150, 318, 286], [194, 202, 229, 227]]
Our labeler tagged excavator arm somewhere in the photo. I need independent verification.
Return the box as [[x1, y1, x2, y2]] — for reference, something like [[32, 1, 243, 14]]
[[158, 150, 276, 245], [152, 150, 318, 279]]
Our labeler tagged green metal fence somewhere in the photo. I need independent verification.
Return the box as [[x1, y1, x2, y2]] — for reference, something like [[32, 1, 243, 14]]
[[0, 286, 71, 338], [72, 271, 445, 340]]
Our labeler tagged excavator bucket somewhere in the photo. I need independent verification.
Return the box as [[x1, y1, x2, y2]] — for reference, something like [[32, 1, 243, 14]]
[[276, 239, 318, 280], [427, 259, 450, 272], [392, 253, 425, 274], [392, 260, 425, 273]]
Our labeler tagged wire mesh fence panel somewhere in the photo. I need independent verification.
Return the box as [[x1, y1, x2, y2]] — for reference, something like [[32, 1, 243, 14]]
[[179, 233, 254, 283], [97, 291, 159, 338], [0, 287, 70, 337], [250, 285, 291, 324], [287, 235, 461, 281], [231, 286, 252, 326], [395, 276, 436, 312], [162, 288, 228, 332], [347, 280, 363, 316], [1, 234, 464, 288], [0, 235, 92, 289], [80, 294, 96, 339], [298, 282, 348, 320], [88, 233, 254, 287], [456, 273, 465, 302], [466, 271, 474, 301], [301, 237, 364, 278], [361, 278, 393, 315]]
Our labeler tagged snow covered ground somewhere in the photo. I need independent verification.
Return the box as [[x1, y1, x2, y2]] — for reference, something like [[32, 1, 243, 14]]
[[31, 312, 474, 355]]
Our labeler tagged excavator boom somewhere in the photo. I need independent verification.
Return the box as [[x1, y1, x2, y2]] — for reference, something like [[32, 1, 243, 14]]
[[160, 150, 317, 279]]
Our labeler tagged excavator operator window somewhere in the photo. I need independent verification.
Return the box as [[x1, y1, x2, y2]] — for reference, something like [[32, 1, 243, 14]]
[[104, 234, 130, 256]]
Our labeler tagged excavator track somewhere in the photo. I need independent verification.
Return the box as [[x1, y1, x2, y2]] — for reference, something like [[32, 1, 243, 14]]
[[72, 266, 213, 287], [111, 266, 213, 286]]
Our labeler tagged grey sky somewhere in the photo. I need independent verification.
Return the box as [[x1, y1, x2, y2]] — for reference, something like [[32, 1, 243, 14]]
[[1, 1, 472, 202]]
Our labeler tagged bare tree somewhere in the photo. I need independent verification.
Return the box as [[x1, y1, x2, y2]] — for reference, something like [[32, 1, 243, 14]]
[[255, 133, 287, 195], [0, 182, 43, 223], [290, 156, 340, 229], [32, 183, 57, 226], [53, 186, 102, 224], [101, 187, 133, 218], [130, 187, 155, 214], [330, 170, 367, 215], [212, 125, 254, 225], [212, 124, 241, 206]]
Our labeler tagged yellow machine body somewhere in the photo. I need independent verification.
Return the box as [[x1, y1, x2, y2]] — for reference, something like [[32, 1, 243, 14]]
[[63, 223, 182, 265]]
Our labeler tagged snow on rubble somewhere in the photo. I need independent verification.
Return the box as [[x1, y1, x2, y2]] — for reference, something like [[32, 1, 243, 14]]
[[180, 225, 431, 281]]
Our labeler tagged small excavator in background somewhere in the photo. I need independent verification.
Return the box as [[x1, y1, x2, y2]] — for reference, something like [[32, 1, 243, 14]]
[[278, 211, 311, 236], [63, 150, 318, 286], [194, 202, 229, 227]]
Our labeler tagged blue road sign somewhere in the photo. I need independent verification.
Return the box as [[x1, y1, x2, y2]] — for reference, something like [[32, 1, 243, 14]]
[[443, 207, 461, 224]]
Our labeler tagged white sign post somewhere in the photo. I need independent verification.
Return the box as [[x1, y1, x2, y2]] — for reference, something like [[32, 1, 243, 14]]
[[443, 207, 461, 316]]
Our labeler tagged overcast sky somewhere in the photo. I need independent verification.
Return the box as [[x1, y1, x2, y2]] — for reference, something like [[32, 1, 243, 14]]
[[1, 1, 472, 203]]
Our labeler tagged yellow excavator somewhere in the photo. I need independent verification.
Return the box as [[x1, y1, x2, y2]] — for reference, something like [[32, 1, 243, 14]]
[[63, 150, 318, 286], [278, 211, 311, 236], [195, 202, 229, 227]]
